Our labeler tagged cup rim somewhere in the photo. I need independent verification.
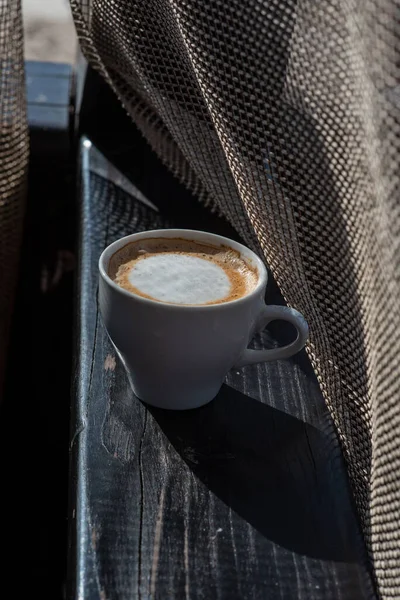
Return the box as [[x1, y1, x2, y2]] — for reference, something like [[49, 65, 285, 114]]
[[98, 229, 267, 310]]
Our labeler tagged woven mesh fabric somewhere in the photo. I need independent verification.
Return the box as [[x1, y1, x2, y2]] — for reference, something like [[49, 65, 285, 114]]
[[0, 0, 28, 396], [70, 0, 400, 595]]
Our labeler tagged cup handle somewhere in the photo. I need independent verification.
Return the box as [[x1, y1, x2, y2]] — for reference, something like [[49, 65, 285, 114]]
[[234, 305, 309, 368]]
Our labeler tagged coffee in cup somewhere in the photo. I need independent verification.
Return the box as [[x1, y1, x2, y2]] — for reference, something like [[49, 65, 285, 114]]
[[109, 237, 258, 305]]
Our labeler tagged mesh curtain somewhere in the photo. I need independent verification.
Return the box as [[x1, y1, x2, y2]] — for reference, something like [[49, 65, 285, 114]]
[[70, 0, 400, 596], [0, 0, 28, 396]]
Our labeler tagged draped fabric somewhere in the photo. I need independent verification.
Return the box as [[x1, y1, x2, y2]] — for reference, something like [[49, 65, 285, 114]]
[[69, 0, 400, 595], [0, 0, 28, 395]]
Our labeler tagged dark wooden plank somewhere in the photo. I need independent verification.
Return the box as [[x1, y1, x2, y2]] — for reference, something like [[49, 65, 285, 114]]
[[69, 139, 376, 600]]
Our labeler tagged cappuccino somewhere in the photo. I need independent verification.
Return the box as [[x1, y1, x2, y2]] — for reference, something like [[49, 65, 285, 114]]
[[109, 237, 258, 305]]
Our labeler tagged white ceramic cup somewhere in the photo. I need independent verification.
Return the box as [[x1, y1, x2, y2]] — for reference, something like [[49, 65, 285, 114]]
[[99, 229, 309, 410]]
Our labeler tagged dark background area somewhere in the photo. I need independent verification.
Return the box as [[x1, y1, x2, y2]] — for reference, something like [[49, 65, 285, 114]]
[[0, 62, 75, 600]]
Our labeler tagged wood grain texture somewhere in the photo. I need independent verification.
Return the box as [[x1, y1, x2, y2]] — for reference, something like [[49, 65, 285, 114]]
[[69, 141, 376, 600]]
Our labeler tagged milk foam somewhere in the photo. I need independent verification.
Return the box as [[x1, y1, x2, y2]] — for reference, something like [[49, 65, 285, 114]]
[[111, 237, 258, 305], [128, 254, 231, 304]]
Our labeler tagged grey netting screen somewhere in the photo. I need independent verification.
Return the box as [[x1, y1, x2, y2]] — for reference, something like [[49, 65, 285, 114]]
[[69, 0, 400, 595], [0, 0, 28, 395]]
